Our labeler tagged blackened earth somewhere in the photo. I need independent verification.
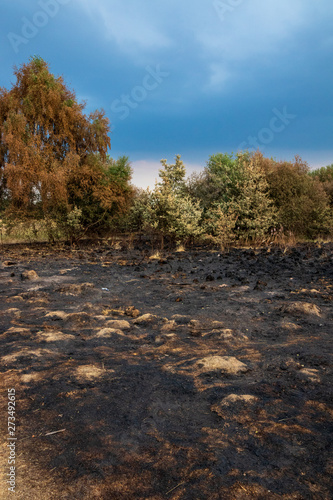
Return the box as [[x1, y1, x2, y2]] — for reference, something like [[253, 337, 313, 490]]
[[0, 241, 332, 499]]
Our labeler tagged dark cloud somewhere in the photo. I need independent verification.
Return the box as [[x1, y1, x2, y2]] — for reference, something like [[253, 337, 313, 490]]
[[1, 0, 332, 186]]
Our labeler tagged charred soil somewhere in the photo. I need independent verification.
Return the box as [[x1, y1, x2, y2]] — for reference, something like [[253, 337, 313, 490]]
[[0, 241, 332, 499]]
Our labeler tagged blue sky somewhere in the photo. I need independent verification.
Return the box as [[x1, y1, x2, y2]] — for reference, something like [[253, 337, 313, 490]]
[[1, 0, 333, 187]]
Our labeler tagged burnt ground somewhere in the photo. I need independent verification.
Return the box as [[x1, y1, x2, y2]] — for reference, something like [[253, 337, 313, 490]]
[[0, 241, 332, 500]]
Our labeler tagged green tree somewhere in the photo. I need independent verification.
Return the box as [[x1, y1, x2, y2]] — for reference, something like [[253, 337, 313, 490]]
[[147, 185, 203, 243], [185, 152, 250, 215], [135, 155, 203, 245], [192, 151, 276, 243], [229, 152, 277, 240], [205, 205, 238, 250], [158, 154, 186, 194], [204, 152, 248, 206], [124, 188, 152, 233]]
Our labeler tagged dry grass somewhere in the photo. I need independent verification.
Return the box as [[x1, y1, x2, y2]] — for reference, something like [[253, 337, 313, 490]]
[[149, 251, 161, 260], [0, 219, 59, 244], [105, 237, 122, 250], [314, 235, 333, 245]]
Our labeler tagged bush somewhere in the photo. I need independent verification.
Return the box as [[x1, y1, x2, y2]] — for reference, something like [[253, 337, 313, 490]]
[[192, 152, 277, 243], [67, 154, 134, 232], [310, 164, 333, 207], [264, 156, 331, 237], [185, 152, 248, 212], [204, 206, 238, 250], [229, 153, 277, 240], [125, 156, 204, 245]]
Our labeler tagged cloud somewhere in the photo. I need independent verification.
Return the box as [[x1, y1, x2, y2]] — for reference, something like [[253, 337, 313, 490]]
[[2, 0, 332, 171], [78, 0, 172, 59], [204, 63, 232, 91], [200, 0, 307, 59], [74, 0, 333, 98]]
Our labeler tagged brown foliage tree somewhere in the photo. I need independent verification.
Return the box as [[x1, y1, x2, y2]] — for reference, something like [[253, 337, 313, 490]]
[[0, 56, 126, 224]]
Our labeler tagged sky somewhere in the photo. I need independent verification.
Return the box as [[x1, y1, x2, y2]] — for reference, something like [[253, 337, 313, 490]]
[[1, 0, 333, 188]]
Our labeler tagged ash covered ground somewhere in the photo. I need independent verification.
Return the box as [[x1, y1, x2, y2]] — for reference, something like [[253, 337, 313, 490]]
[[0, 241, 332, 499]]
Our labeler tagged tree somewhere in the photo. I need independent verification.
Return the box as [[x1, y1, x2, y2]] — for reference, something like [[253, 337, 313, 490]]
[[264, 156, 331, 237], [229, 152, 277, 240], [204, 152, 248, 206], [310, 164, 333, 207], [184, 152, 251, 215], [158, 154, 186, 195], [310, 164, 333, 183], [67, 154, 134, 230], [188, 151, 276, 243], [146, 185, 203, 243], [132, 156, 203, 245], [124, 187, 152, 233], [205, 205, 238, 250], [0, 56, 129, 230]]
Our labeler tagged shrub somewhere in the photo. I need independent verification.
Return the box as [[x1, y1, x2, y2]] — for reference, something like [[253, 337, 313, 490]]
[[127, 156, 204, 245], [205, 206, 238, 250], [197, 152, 277, 243], [264, 156, 331, 237], [310, 164, 333, 207], [229, 153, 277, 240]]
